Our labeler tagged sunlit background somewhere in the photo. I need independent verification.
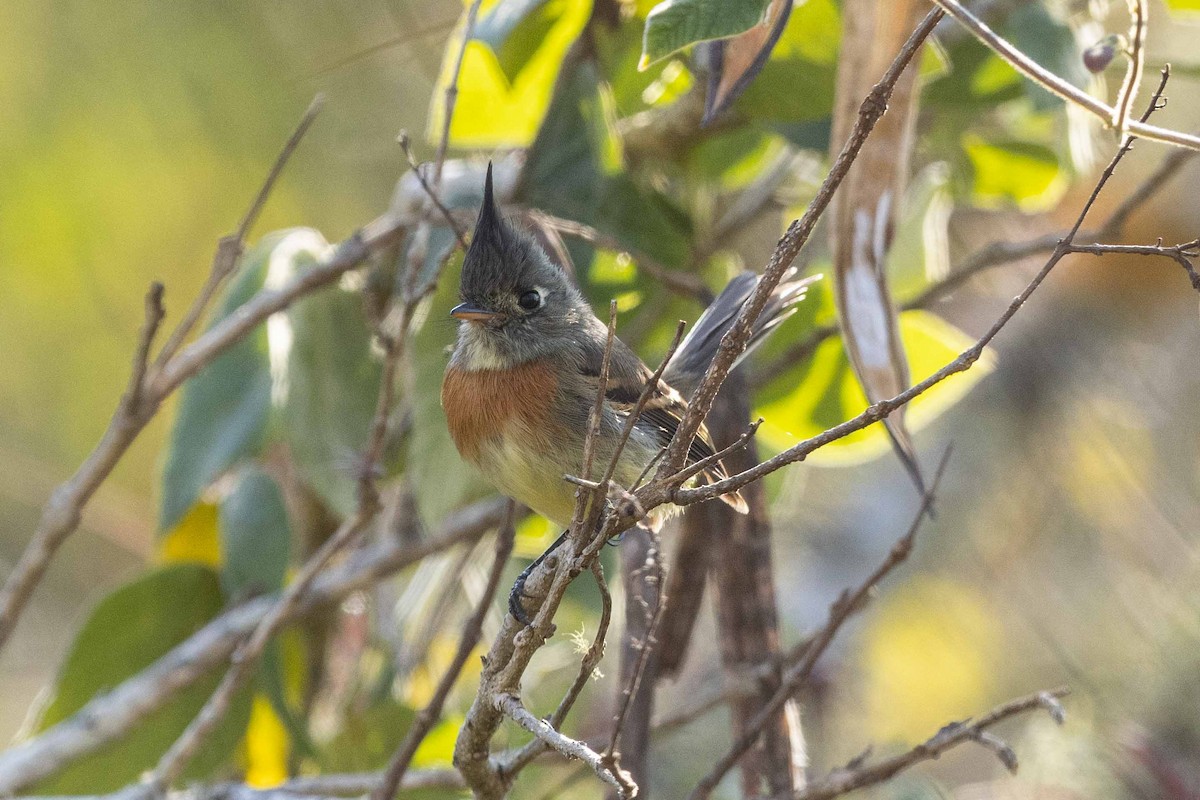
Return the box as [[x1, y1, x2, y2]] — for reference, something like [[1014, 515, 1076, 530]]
[[2, 1, 1200, 797]]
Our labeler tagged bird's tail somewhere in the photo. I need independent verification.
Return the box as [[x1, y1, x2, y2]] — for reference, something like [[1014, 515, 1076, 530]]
[[664, 268, 819, 395]]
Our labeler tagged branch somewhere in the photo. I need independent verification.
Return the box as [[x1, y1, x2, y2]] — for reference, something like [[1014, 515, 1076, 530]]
[[432, 0, 483, 185], [656, 8, 944, 481], [674, 72, 1185, 507], [685, 450, 951, 800], [1112, 0, 1148, 134], [495, 693, 635, 800], [372, 506, 516, 800], [0, 497, 508, 795], [930, 0, 1200, 150], [790, 689, 1069, 800]]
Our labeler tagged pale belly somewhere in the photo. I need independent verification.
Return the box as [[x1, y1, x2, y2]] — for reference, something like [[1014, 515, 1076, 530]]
[[473, 423, 661, 530]]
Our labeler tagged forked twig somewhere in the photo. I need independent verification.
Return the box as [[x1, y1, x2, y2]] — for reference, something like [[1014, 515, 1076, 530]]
[[793, 689, 1069, 800]]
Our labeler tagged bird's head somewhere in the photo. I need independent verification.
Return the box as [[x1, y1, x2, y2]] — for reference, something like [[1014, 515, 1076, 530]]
[[451, 164, 588, 369]]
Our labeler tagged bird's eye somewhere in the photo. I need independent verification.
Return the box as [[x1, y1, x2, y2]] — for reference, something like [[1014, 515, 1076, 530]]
[[517, 289, 542, 311]]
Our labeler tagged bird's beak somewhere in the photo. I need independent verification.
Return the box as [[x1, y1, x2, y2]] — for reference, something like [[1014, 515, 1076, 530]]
[[450, 302, 501, 322]]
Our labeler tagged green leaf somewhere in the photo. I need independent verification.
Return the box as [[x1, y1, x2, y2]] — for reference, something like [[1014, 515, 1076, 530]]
[[35, 565, 253, 792], [1003, 3, 1087, 111], [218, 465, 291, 597], [159, 242, 274, 532], [962, 135, 1065, 211], [641, 0, 772, 68], [518, 60, 692, 267], [271, 229, 383, 518], [755, 311, 996, 465], [320, 697, 415, 772]]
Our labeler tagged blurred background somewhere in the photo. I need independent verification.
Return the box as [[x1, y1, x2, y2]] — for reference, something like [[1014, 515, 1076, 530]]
[[2, 1, 1200, 798]]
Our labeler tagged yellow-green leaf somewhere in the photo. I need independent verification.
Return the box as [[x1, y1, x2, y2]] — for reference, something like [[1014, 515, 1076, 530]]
[[428, 0, 592, 148], [963, 134, 1066, 211], [755, 310, 995, 465]]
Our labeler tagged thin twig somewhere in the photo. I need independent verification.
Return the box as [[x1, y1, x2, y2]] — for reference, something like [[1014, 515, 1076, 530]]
[[666, 419, 762, 487], [791, 689, 1069, 800], [126, 283, 167, 415], [604, 528, 667, 760], [154, 94, 325, 371], [397, 130, 469, 248], [931, 0, 1200, 150], [433, 0, 483, 186], [686, 449, 952, 800], [1112, 0, 1148, 134], [372, 505, 516, 800]]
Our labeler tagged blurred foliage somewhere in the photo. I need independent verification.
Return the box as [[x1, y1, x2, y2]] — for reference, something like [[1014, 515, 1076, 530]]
[[9, 0, 1200, 797]]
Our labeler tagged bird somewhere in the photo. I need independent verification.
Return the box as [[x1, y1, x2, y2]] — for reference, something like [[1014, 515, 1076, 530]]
[[441, 164, 816, 623]]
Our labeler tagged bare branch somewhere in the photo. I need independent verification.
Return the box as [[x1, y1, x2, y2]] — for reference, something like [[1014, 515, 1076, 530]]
[[790, 689, 1069, 800], [397, 130, 469, 248], [0, 497, 507, 795], [495, 693, 635, 799]]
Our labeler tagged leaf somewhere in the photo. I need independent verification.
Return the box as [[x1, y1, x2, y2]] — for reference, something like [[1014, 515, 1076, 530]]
[[518, 60, 692, 267], [320, 697, 415, 772], [159, 242, 274, 532], [1003, 3, 1088, 111], [243, 695, 290, 788], [755, 311, 996, 466], [427, 0, 592, 148], [700, 0, 792, 124], [34, 565, 253, 792], [962, 135, 1065, 211], [218, 465, 291, 597], [640, 0, 773, 68], [158, 501, 221, 567], [1164, 0, 1200, 11], [270, 229, 383, 518]]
